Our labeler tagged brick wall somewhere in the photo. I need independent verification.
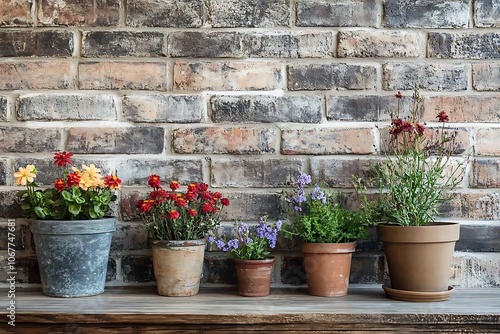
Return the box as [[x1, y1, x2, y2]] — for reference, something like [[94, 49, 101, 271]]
[[0, 0, 499, 288]]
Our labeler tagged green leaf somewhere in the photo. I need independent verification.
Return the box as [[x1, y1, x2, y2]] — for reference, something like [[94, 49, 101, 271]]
[[68, 203, 81, 216], [34, 206, 46, 219]]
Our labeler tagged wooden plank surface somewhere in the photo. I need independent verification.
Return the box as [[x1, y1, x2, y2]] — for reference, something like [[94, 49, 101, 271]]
[[1, 285, 499, 333]]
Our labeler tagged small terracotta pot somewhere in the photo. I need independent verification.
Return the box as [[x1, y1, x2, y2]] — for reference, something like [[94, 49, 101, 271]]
[[377, 222, 460, 293], [300, 242, 356, 297], [152, 239, 205, 297], [233, 257, 276, 297]]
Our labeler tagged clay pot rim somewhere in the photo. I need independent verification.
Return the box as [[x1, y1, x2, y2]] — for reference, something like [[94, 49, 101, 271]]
[[232, 257, 276, 265], [152, 239, 206, 247], [377, 222, 460, 243], [300, 241, 356, 254]]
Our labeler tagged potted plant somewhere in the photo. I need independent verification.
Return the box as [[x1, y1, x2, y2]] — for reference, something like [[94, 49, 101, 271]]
[[372, 88, 468, 301], [209, 215, 282, 297], [137, 175, 230, 296], [283, 173, 373, 297], [14, 152, 122, 297]]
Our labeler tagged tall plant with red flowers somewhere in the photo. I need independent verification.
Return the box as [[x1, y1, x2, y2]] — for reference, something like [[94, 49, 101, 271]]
[[137, 175, 230, 241], [371, 88, 468, 226], [15, 152, 121, 220]]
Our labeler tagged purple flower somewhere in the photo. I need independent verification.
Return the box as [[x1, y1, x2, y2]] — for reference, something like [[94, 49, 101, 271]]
[[215, 239, 226, 251], [297, 173, 312, 186], [276, 220, 283, 230], [311, 184, 327, 204], [227, 239, 239, 250], [208, 236, 215, 243]]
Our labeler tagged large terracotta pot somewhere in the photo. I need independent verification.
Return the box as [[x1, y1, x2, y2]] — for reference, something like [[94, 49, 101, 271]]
[[31, 218, 116, 297], [300, 242, 356, 297], [377, 222, 460, 293], [233, 257, 275, 297], [152, 239, 205, 297]]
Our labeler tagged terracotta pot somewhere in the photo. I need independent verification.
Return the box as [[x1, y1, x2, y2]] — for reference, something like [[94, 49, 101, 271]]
[[300, 242, 356, 297], [152, 239, 205, 297], [233, 257, 276, 297], [377, 222, 460, 293]]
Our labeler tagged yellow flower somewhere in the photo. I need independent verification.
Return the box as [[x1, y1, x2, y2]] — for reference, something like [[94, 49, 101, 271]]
[[78, 174, 94, 191], [14, 164, 37, 186]]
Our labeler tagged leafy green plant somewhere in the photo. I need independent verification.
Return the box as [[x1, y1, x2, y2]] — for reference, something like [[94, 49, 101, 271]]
[[15, 152, 121, 220], [283, 173, 374, 243], [372, 88, 468, 226]]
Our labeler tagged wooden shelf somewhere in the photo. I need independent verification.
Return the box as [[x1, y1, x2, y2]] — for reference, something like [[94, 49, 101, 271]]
[[1, 285, 499, 333]]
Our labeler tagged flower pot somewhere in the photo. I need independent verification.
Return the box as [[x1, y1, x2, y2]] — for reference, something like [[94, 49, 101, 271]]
[[152, 239, 205, 297], [300, 242, 356, 297], [233, 257, 276, 297], [377, 222, 460, 295], [30, 217, 116, 298]]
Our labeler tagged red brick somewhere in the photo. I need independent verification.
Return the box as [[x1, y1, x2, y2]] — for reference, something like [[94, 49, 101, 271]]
[[310, 157, 378, 188], [423, 95, 500, 123], [172, 127, 277, 154], [78, 62, 168, 90], [475, 128, 500, 156], [0, 126, 62, 153], [281, 128, 376, 155], [38, 0, 120, 26], [471, 159, 500, 188], [0, 0, 32, 26], [0, 30, 74, 57], [439, 192, 500, 220], [451, 252, 500, 287], [174, 61, 282, 91], [0, 61, 73, 90]]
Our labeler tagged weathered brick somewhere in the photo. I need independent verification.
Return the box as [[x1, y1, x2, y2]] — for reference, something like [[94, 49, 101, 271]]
[[247, 31, 334, 58], [473, 64, 500, 91], [210, 0, 290, 28], [282, 128, 376, 155], [82, 31, 166, 58], [474, 0, 500, 27], [174, 61, 282, 91], [111, 223, 149, 251], [220, 192, 282, 221], [327, 94, 413, 122], [127, 0, 203, 28], [120, 190, 143, 221], [455, 222, 500, 252], [383, 63, 468, 91], [296, 0, 378, 27], [288, 63, 377, 91], [384, 0, 469, 28], [13, 257, 40, 283], [472, 159, 500, 188], [338, 30, 424, 58], [210, 95, 323, 123], [106, 257, 116, 282], [451, 252, 500, 287], [169, 32, 244, 58], [311, 157, 378, 188], [38, 0, 119, 26], [17, 94, 116, 121], [122, 94, 203, 123], [0, 61, 73, 90], [350, 253, 384, 284], [78, 62, 168, 90], [423, 95, 500, 123], [66, 127, 164, 154], [0, 96, 7, 121], [202, 254, 236, 284], [0, 0, 32, 26], [13, 157, 113, 185], [0, 190, 22, 218], [0, 127, 61, 153], [0, 220, 27, 250], [429, 32, 500, 59], [439, 192, 500, 220], [122, 255, 153, 283], [475, 128, 500, 156], [211, 158, 306, 187], [173, 127, 277, 155], [0, 30, 74, 57], [281, 256, 306, 285], [116, 158, 203, 186], [0, 159, 6, 185]]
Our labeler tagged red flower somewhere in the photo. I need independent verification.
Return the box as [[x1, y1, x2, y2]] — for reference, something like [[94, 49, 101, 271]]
[[169, 181, 180, 191], [201, 202, 213, 213], [148, 174, 161, 189], [213, 192, 222, 200], [104, 174, 122, 190], [185, 191, 196, 201], [221, 198, 230, 206], [395, 91, 403, 99], [187, 208, 197, 217], [200, 191, 213, 200], [175, 198, 187, 207], [168, 210, 180, 220], [136, 199, 154, 213], [188, 183, 198, 193], [198, 183, 209, 192], [436, 110, 449, 123], [66, 172, 81, 187], [54, 179, 66, 192], [54, 151, 73, 167], [416, 123, 426, 135]]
